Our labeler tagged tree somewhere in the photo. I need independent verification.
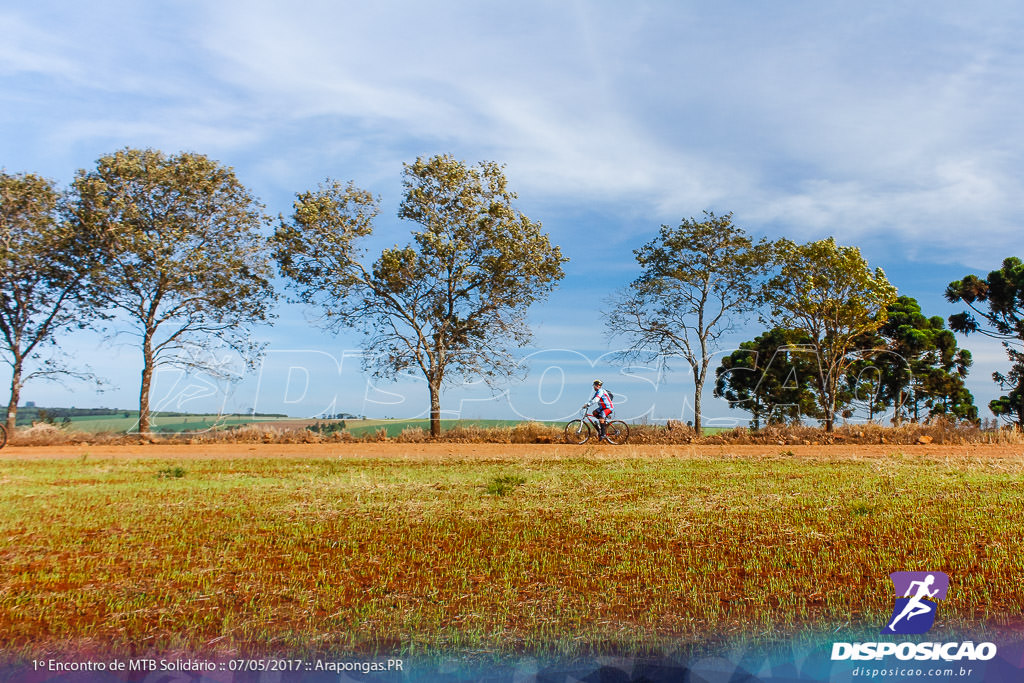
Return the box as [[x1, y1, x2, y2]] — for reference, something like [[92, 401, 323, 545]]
[[714, 327, 822, 429], [273, 155, 566, 437], [70, 148, 276, 434], [606, 212, 772, 435], [946, 257, 1024, 427], [873, 296, 975, 423], [0, 171, 104, 434], [764, 237, 897, 431]]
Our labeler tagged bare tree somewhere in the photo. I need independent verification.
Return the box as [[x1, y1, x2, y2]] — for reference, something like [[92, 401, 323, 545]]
[[607, 212, 772, 435]]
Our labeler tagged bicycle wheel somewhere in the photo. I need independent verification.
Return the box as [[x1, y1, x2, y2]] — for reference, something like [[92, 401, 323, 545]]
[[0, 424, 7, 449], [604, 420, 629, 445], [564, 419, 591, 444]]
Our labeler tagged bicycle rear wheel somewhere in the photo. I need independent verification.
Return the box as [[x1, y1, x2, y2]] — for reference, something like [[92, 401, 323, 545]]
[[564, 419, 591, 444], [604, 420, 629, 445]]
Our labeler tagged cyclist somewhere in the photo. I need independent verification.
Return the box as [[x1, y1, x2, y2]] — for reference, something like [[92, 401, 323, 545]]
[[584, 379, 614, 441]]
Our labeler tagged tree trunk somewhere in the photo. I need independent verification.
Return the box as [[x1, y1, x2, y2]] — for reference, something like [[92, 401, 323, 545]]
[[429, 383, 441, 438], [138, 334, 154, 434], [6, 360, 22, 435], [816, 364, 834, 432], [823, 379, 836, 432], [693, 376, 704, 436]]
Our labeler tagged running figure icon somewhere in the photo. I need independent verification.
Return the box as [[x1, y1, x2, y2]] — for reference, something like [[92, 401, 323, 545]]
[[887, 574, 938, 632], [883, 571, 949, 635]]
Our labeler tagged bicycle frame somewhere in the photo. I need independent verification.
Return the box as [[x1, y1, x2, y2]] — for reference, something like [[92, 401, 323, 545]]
[[580, 407, 610, 429], [565, 408, 629, 445], [566, 407, 611, 440]]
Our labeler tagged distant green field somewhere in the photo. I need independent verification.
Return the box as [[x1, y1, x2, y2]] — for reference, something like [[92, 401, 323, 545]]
[[65, 414, 299, 434], [56, 415, 540, 436], [340, 418, 554, 437]]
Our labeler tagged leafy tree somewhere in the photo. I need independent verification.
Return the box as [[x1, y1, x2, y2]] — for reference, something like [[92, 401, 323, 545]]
[[873, 296, 975, 423], [0, 171, 104, 434], [273, 155, 566, 437], [946, 257, 1024, 426], [606, 212, 772, 435], [70, 148, 276, 434], [714, 327, 822, 428], [764, 237, 897, 431]]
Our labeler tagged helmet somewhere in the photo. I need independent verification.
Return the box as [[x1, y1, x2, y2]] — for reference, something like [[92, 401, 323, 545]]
[[592, 379, 602, 386]]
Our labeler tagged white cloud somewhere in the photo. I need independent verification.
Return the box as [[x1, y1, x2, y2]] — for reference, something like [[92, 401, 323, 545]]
[[9, 2, 1020, 268], [0, 12, 84, 80]]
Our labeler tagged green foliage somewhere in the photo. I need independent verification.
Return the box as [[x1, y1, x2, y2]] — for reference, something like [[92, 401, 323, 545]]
[[607, 211, 773, 435], [156, 466, 186, 479], [870, 296, 976, 422], [274, 155, 566, 436], [484, 474, 526, 496], [850, 500, 873, 516], [764, 237, 897, 430], [715, 328, 823, 428], [719, 298, 976, 427], [308, 420, 347, 436], [70, 148, 277, 433], [947, 257, 1024, 427]]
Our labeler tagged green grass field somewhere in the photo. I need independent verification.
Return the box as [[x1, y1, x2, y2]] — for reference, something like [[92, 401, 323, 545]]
[[28, 409, 739, 441], [57, 416, 557, 437], [2, 449, 1020, 660], [54, 415, 707, 437], [339, 418, 558, 437], [63, 414, 300, 433]]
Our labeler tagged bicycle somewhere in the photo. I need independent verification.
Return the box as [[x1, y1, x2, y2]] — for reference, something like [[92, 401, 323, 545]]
[[564, 407, 629, 445]]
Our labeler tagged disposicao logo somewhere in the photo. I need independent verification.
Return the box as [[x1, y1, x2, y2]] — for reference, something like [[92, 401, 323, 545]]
[[831, 571, 998, 663], [884, 571, 948, 635]]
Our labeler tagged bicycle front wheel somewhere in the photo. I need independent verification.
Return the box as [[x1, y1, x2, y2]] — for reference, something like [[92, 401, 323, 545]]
[[604, 420, 629, 445], [564, 419, 591, 444]]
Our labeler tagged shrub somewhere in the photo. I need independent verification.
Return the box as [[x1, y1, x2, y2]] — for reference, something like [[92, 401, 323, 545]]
[[484, 475, 527, 496]]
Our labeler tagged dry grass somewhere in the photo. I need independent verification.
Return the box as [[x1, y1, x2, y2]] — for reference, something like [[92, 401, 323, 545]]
[[6, 417, 1022, 448]]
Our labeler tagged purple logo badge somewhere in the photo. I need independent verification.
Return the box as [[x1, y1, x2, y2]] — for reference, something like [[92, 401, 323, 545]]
[[883, 572, 949, 634]]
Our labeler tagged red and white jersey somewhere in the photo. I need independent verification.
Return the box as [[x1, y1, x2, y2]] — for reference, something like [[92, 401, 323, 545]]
[[587, 387, 613, 411]]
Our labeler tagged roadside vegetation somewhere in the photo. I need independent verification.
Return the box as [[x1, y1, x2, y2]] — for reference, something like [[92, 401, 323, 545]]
[[5, 416, 1022, 447]]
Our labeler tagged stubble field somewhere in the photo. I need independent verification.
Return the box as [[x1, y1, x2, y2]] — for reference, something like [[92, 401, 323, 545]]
[[1, 442, 1022, 663]]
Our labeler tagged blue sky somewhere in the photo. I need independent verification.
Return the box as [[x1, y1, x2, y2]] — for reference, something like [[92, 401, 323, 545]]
[[2, 1, 1021, 425]]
